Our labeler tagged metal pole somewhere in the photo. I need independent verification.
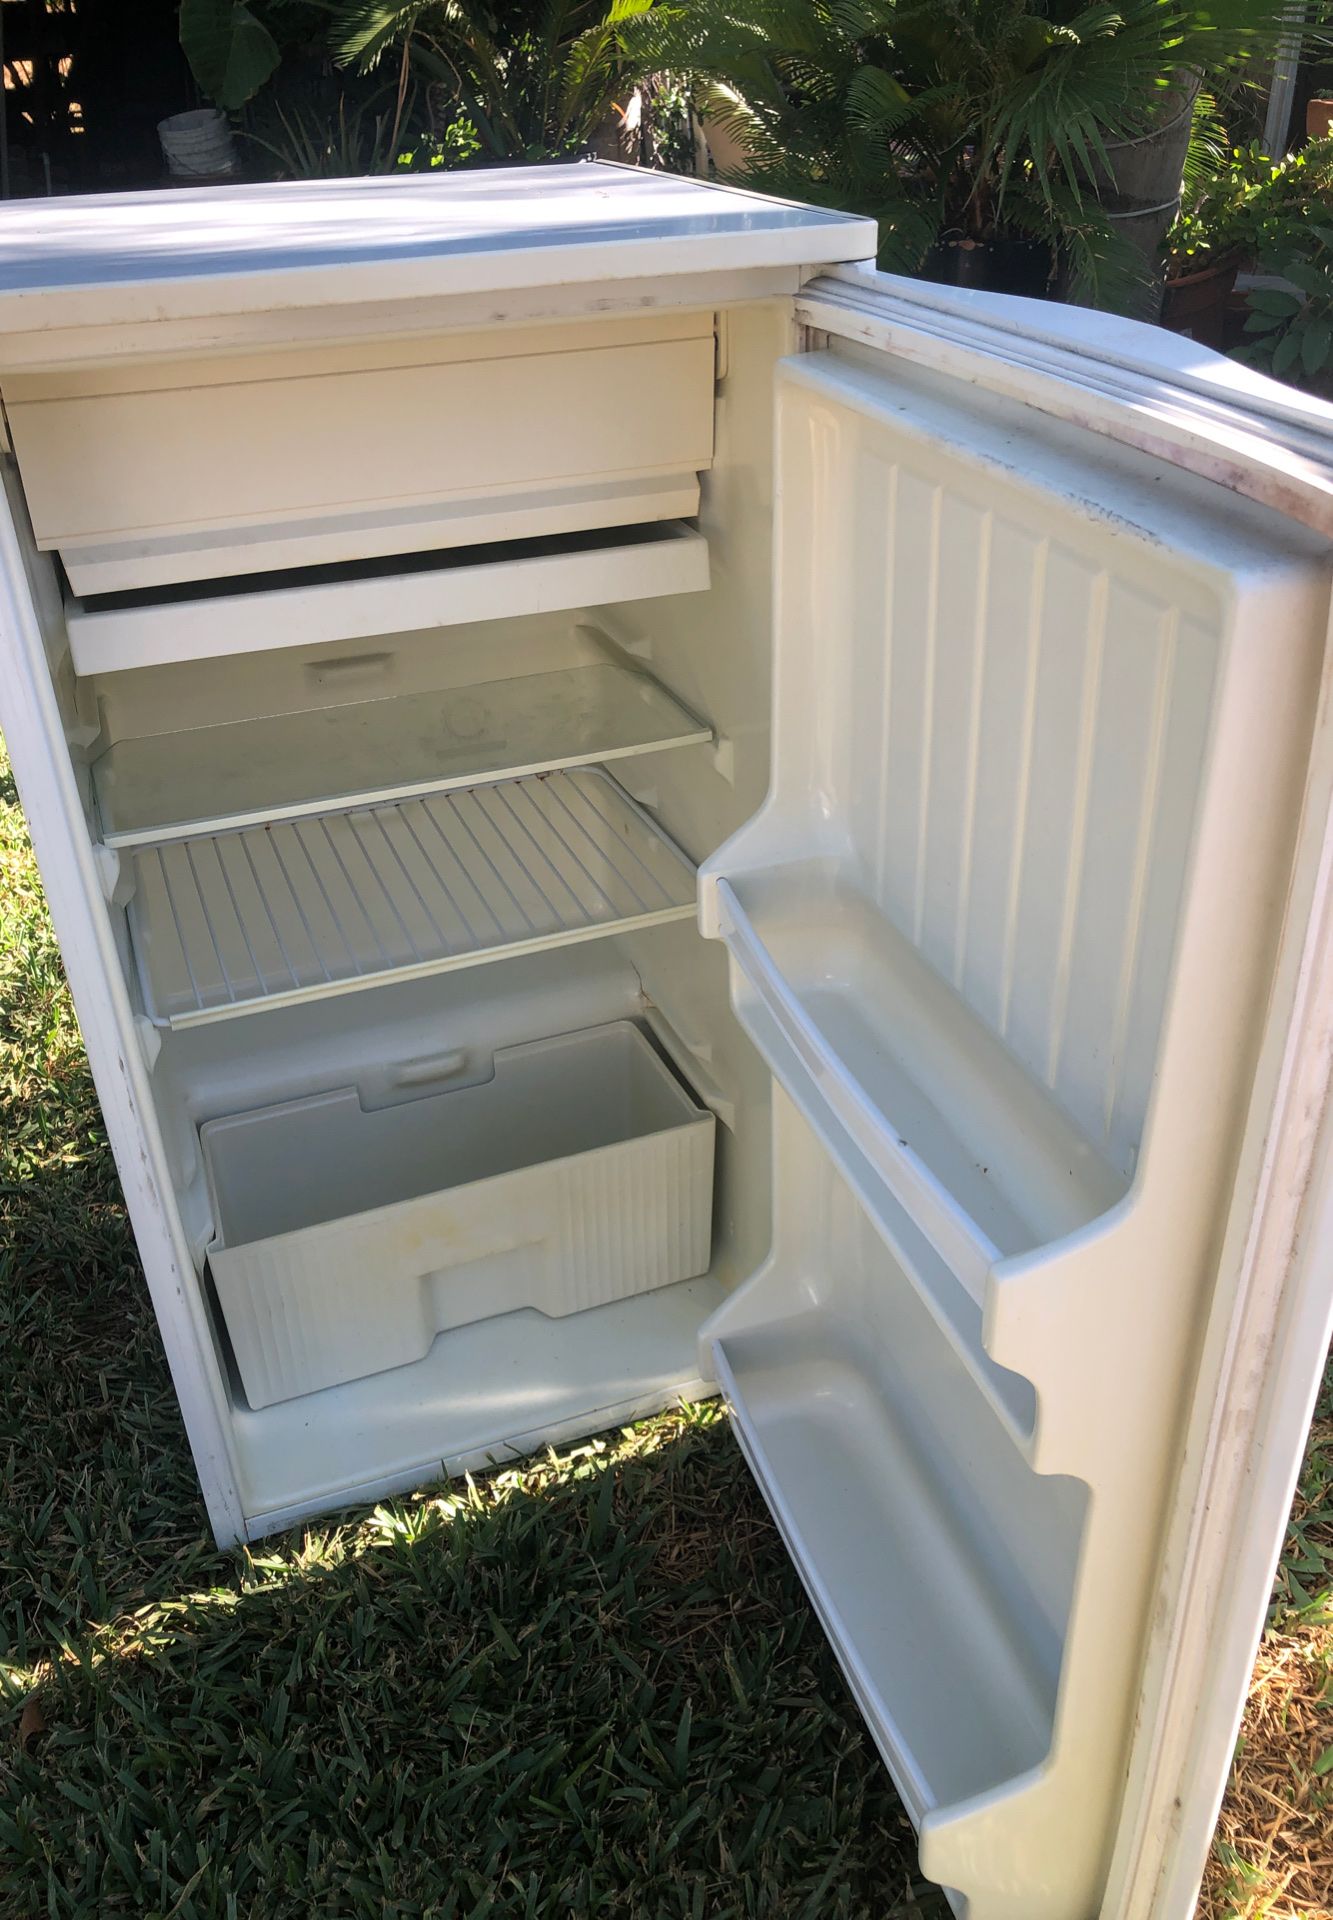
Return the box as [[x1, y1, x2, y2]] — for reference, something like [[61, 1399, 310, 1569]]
[[0, 2, 10, 201], [1263, 4, 1306, 159]]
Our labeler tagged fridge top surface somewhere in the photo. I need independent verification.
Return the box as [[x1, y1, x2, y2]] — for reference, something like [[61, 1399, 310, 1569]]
[[0, 161, 877, 334]]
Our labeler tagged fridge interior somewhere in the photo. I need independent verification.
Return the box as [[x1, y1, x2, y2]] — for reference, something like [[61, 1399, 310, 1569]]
[[10, 262, 1331, 1920], [32, 298, 788, 1532]]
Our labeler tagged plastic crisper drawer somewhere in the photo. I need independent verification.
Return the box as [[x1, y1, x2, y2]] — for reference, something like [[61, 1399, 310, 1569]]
[[201, 1022, 715, 1409]]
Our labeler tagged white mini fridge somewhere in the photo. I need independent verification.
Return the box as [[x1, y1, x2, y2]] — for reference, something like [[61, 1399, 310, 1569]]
[[2, 162, 1332, 1920]]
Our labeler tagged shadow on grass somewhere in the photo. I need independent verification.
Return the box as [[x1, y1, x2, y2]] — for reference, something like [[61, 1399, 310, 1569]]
[[2, 1408, 940, 1920], [0, 744, 942, 1920]]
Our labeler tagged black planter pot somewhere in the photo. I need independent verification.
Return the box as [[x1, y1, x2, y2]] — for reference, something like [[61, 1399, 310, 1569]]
[[921, 234, 1054, 298]]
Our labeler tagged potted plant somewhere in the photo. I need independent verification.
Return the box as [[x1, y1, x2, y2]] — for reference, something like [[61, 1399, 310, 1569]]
[[162, 0, 283, 178], [631, 0, 1327, 309], [331, 0, 681, 168], [1227, 139, 1333, 392], [1160, 218, 1241, 346], [1162, 137, 1333, 372], [1160, 118, 1249, 347], [1237, 224, 1333, 390]]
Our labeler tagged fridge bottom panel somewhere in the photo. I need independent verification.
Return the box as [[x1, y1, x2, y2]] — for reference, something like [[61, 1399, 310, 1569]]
[[229, 1272, 725, 1536], [202, 1021, 715, 1408]]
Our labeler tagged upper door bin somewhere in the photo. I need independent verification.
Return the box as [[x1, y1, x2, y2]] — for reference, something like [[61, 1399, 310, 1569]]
[[0, 165, 876, 597]]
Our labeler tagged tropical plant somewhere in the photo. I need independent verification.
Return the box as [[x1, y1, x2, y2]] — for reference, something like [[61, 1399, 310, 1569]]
[[1224, 139, 1333, 393], [1168, 134, 1333, 260], [245, 87, 407, 176], [332, 0, 670, 165], [179, 0, 283, 110], [1240, 230, 1333, 390], [1160, 97, 1245, 276], [631, 0, 1331, 306]]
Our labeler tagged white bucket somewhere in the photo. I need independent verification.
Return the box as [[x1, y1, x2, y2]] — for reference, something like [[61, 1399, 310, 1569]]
[[158, 108, 237, 180]]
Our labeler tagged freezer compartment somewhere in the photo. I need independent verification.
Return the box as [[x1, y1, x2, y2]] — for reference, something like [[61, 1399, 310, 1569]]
[[4, 313, 716, 594], [202, 1020, 715, 1408]]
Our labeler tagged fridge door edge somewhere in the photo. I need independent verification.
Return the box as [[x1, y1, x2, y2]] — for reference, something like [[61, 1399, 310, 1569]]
[[1103, 663, 1333, 1920]]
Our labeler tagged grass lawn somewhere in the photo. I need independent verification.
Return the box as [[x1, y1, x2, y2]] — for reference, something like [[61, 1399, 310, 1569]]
[[1199, 1388, 1333, 1920], [0, 739, 935, 1920], [0, 735, 1328, 1920]]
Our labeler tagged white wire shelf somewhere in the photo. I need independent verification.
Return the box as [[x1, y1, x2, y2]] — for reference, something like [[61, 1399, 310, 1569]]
[[126, 768, 697, 1028], [95, 661, 712, 848]]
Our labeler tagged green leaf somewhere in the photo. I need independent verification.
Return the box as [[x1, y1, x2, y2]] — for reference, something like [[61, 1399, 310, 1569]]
[[486, 1610, 519, 1660], [1243, 309, 1288, 333], [1283, 261, 1332, 300], [179, 0, 238, 101], [1275, 328, 1306, 376], [180, 0, 279, 110], [219, 6, 281, 112], [1314, 1742, 1333, 1776], [845, 66, 915, 138], [672, 1700, 692, 1785], [1302, 318, 1333, 375], [1248, 288, 1303, 317]]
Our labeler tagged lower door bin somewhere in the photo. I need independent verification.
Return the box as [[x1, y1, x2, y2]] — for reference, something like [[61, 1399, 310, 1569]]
[[201, 1022, 715, 1409]]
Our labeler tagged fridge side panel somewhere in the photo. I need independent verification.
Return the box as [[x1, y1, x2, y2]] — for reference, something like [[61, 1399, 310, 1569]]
[[0, 458, 245, 1545]]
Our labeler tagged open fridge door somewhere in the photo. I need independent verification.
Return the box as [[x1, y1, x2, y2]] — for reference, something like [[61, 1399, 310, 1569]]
[[698, 266, 1333, 1920]]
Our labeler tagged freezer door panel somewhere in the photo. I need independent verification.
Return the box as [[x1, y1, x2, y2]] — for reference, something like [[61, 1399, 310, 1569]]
[[699, 274, 1333, 1920]]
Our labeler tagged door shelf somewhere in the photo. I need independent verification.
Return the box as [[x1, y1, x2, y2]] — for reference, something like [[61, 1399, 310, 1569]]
[[709, 867, 1127, 1304], [729, 977, 1037, 1444], [95, 661, 712, 848], [712, 1314, 1071, 1830], [127, 768, 697, 1028]]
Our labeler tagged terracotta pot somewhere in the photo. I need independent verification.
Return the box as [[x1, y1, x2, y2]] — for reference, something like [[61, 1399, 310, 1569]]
[[1307, 98, 1333, 140], [1161, 257, 1240, 350]]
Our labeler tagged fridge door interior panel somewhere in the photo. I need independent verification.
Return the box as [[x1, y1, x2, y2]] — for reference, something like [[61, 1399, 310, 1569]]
[[699, 323, 1332, 1918]]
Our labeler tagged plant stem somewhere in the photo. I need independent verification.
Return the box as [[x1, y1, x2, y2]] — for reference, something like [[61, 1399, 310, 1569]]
[[389, 27, 412, 163]]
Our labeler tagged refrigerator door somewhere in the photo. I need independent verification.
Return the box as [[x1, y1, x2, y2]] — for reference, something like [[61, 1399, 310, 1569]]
[[699, 267, 1333, 1920]]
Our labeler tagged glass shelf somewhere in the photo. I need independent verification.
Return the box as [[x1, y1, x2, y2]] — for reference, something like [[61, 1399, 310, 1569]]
[[95, 661, 711, 848]]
